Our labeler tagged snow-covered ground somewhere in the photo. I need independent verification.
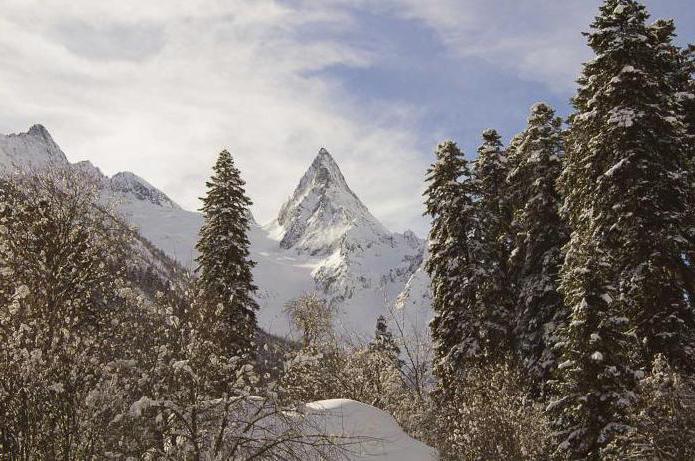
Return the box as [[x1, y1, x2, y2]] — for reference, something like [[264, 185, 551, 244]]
[[304, 399, 438, 460]]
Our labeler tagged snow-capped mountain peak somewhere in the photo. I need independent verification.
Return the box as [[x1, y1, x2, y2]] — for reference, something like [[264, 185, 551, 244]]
[[309, 147, 353, 189], [27, 123, 52, 139], [111, 171, 180, 209], [275, 148, 387, 255], [0, 124, 69, 169]]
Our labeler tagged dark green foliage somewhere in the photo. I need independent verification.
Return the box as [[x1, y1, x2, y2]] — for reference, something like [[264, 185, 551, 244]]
[[369, 315, 403, 368], [195, 150, 258, 360], [507, 103, 568, 394], [550, 1, 695, 457], [472, 129, 515, 359], [424, 141, 480, 388]]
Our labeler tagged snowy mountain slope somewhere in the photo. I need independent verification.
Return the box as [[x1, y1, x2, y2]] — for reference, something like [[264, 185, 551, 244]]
[[0, 126, 186, 293], [0, 125, 203, 268], [0, 125, 430, 337], [395, 249, 434, 336]]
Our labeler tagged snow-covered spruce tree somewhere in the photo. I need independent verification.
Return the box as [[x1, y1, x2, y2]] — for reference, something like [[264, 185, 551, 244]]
[[669, 39, 695, 288], [682, 44, 695, 140], [551, 1, 695, 457], [472, 128, 515, 359], [507, 103, 568, 394], [683, 45, 695, 283], [424, 141, 478, 389], [650, 21, 695, 149], [425, 141, 493, 459], [369, 315, 403, 368], [195, 150, 258, 362], [503, 131, 525, 209]]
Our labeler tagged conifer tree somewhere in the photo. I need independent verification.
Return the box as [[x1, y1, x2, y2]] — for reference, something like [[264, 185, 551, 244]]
[[552, 1, 695, 456], [670, 40, 695, 283], [424, 141, 478, 387], [369, 315, 402, 367], [507, 103, 567, 393], [195, 150, 258, 361], [503, 132, 525, 211], [472, 129, 514, 359]]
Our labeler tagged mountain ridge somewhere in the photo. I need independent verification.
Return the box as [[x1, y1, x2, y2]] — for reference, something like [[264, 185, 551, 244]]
[[0, 124, 431, 336]]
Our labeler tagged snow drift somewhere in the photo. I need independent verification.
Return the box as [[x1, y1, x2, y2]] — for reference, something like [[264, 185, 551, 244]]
[[304, 399, 437, 460]]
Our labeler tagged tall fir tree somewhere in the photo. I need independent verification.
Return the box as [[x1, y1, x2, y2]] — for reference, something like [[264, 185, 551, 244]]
[[424, 141, 478, 388], [472, 129, 515, 359], [552, 1, 695, 457], [507, 103, 568, 394], [195, 150, 258, 361], [503, 131, 525, 211], [425, 140, 489, 458]]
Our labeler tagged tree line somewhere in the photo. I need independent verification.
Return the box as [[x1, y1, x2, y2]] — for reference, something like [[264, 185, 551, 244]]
[[424, 1, 695, 459]]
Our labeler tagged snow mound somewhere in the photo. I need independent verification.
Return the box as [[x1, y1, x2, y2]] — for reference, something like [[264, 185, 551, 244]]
[[304, 399, 438, 460]]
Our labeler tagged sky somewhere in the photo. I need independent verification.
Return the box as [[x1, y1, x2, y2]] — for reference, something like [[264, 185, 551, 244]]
[[1, 0, 693, 236]]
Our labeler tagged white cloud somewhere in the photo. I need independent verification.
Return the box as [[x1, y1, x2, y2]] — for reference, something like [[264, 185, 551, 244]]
[[0, 0, 428, 233], [366, 0, 598, 92], [0, 0, 634, 236]]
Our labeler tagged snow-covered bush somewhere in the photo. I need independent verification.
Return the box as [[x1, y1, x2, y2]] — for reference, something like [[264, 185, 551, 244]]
[[434, 362, 552, 461], [602, 354, 695, 460], [0, 167, 132, 458], [283, 292, 336, 347], [279, 295, 433, 448]]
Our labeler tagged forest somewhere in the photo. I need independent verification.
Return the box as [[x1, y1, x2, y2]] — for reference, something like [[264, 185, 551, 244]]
[[1, 0, 695, 460]]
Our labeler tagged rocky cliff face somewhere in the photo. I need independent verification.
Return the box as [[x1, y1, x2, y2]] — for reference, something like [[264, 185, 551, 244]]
[[275, 148, 388, 255]]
